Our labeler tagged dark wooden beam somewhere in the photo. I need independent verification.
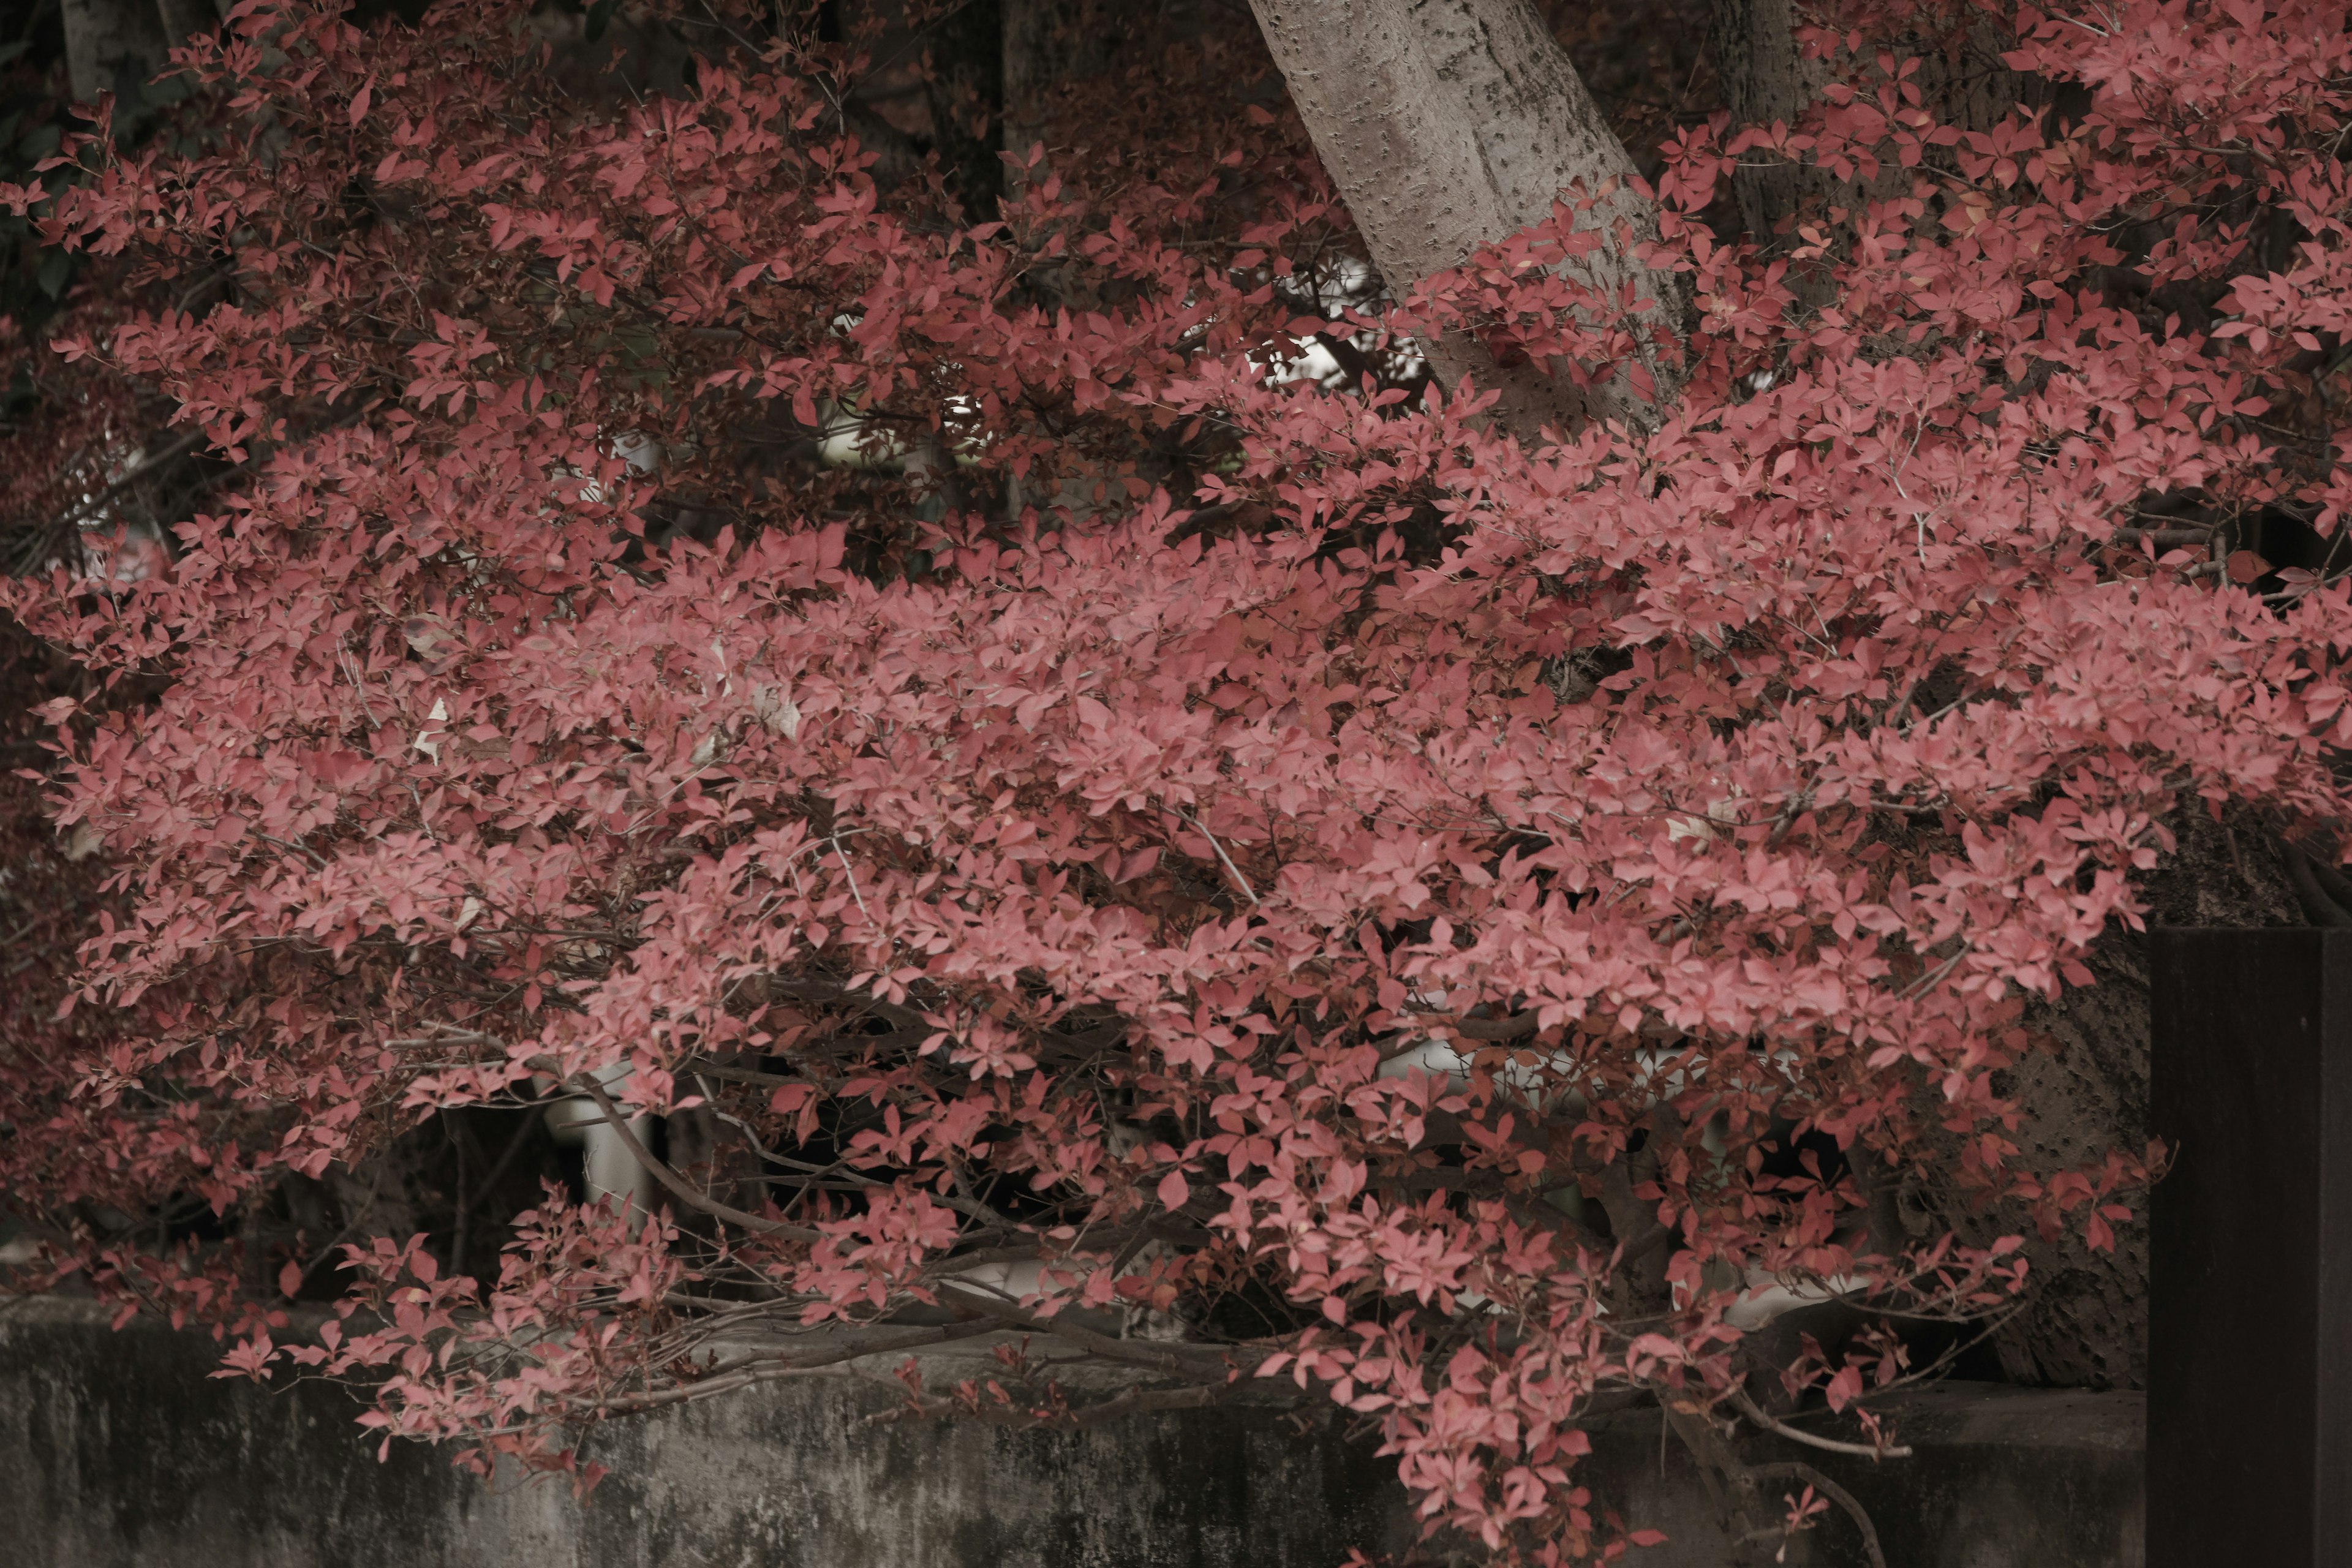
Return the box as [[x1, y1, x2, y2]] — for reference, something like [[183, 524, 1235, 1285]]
[[2150, 927, 2352, 1568]]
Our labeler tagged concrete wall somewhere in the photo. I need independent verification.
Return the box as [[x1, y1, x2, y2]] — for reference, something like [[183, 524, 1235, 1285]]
[[0, 1296, 2143, 1567], [1576, 1383, 2146, 1568]]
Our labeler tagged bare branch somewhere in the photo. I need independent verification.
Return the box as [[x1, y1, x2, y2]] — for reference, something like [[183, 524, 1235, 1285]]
[[1747, 1460, 1889, 1568], [570, 1075, 822, 1242], [1728, 1385, 1914, 1460]]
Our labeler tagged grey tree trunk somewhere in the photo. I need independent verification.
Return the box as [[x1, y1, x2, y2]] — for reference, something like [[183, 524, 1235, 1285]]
[[831, 0, 1003, 215], [61, 0, 172, 107], [1242, 0, 1684, 435], [61, 0, 222, 109], [1979, 808, 2304, 1390], [1711, 14, 2162, 1394]]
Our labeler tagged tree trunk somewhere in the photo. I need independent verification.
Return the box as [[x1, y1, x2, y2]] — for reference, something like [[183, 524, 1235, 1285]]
[[61, 0, 172, 107], [833, 0, 1004, 217], [1708, 1, 2027, 243], [1706, 0, 1831, 243], [1243, 0, 1683, 435], [928, 0, 1004, 219], [1001, 0, 1124, 172]]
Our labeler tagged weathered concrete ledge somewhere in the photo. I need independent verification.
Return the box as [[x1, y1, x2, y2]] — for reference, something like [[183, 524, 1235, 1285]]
[[0, 1296, 2143, 1567], [1578, 1382, 2145, 1568]]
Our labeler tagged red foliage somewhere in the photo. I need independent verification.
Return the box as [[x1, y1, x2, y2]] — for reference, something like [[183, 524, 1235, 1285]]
[[6, 0, 2351, 1557]]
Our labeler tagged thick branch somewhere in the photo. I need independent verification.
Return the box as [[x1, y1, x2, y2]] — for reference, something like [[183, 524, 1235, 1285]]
[[572, 1077, 823, 1242], [592, 1321, 1001, 1414], [932, 1283, 1243, 1375]]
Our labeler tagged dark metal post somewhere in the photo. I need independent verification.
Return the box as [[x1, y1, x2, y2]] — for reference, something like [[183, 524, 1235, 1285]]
[[2150, 928, 2352, 1568]]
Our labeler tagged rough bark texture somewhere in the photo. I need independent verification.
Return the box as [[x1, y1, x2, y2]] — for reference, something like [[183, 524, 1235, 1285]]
[[1879, 814, 2307, 1399], [155, 0, 217, 50], [1675, 1, 2215, 1392], [927, 0, 1005, 217], [1244, 0, 1683, 434], [1251, 0, 2300, 1398]]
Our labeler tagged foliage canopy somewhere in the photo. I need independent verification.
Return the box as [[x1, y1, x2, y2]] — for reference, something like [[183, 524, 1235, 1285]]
[[5, 0, 2350, 1558]]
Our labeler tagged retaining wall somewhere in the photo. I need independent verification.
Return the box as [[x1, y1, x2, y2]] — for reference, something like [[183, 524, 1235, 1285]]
[[0, 1297, 2142, 1567]]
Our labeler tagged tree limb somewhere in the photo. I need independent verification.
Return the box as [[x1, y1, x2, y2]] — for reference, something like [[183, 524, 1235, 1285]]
[[570, 1075, 823, 1242], [1728, 1384, 1914, 1459]]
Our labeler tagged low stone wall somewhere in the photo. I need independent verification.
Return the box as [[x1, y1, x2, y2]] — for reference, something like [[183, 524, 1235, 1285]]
[[0, 1297, 2143, 1567], [1577, 1382, 2146, 1568]]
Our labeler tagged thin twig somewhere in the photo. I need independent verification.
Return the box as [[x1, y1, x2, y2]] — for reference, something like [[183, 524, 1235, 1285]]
[[1899, 946, 1969, 998], [831, 834, 873, 921], [1729, 1384, 1913, 1459], [54, 426, 208, 531], [1747, 1460, 1888, 1568], [1172, 807, 1259, 906]]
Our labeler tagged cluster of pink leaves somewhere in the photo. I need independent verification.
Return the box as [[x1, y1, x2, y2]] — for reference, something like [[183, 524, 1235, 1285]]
[[9, 0, 2352, 1557]]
